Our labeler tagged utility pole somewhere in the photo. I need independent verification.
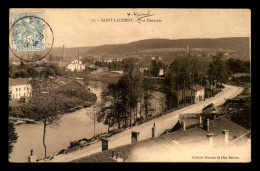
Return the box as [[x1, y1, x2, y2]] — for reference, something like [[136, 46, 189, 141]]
[[93, 106, 95, 137]]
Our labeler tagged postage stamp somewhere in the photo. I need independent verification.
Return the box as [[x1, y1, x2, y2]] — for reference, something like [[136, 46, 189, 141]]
[[9, 9, 54, 62], [10, 11, 45, 52]]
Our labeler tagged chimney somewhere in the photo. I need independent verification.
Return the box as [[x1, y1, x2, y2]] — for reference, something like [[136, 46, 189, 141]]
[[28, 149, 36, 163], [111, 150, 115, 158], [181, 121, 186, 131], [101, 138, 109, 151], [203, 119, 210, 132], [63, 45, 65, 60], [198, 115, 202, 125], [131, 131, 140, 143], [222, 130, 229, 146], [206, 133, 214, 147], [152, 123, 157, 137]]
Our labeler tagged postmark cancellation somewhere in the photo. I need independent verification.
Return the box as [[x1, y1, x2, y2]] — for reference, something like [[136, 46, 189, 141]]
[[10, 11, 45, 52]]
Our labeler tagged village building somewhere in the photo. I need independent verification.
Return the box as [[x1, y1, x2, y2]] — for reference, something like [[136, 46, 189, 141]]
[[178, 84, 205, 103], [159, 68, 164, 76], [95, 59, 122, 63], [140, 67, 148, 73], [151, 56, 161, 60], [67, 59, 85, 71], [139, 62, 150, 73], [9, 78, 32, 101], [192, 84, 205, 103], [67, 52, 85, 72], [72, 115, 250, 162]]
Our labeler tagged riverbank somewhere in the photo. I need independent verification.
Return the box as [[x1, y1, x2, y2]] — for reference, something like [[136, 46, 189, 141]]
[[9, 117, 39, 125], [9, 77, 97, 124], [10, 79, 107, 162], [45, 86, 225, 161], [47, 84, 243, 162], [10, 106, 109, 162]]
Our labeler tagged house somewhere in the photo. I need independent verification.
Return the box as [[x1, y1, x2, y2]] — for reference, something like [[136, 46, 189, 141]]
[[67, 59, 85, 72], [192, 84, 205, 103], [159, 68, 164, 76], [178, 84, 205, 103], [140, 67, 148, 73], [66, 52, 86, 72], [72, 116, 250, 162], [9, 78, 32, 100], [151, 56, 161, 60], [139, 62, 150, 73], [67, 58, 85, 72]]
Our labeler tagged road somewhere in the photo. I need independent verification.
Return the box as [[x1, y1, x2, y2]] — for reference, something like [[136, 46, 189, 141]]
[[48, 84, 243, 162]]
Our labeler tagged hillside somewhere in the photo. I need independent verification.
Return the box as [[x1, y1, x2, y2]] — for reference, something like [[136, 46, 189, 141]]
[[9, 46, 94, 62], [9, 37, 250, 62], [86, 37, 249, 60], [48, 46, 94, 57]]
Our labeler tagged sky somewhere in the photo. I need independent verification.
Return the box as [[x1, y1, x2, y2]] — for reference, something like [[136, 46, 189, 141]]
[[11, 8, 251, 48]]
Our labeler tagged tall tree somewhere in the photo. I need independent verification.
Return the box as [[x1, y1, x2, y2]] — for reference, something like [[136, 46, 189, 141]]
[[142, 77, 155, 118], [27, 77, 66, 159], [180, 54, 192, 106], [208, 53, 230, 91], [97, 83, 124, 129], [122, 58, 143, 127], [167, 56, 182, 108]]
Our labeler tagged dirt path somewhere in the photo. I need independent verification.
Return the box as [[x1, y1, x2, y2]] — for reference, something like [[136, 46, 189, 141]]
[[48, 84, 243, 162]]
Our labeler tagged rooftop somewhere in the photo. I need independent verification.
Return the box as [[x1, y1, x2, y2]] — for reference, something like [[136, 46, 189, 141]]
[[9, 78, 29, 86], [192, 84, 205, 91], [73, 116, 250, 162]]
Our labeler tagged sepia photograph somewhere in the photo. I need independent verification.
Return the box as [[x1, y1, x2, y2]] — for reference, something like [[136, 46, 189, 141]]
[[8, 8, 251, 163]]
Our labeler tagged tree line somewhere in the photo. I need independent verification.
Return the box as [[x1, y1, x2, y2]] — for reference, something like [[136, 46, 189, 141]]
[[94, 58, 139, 71], [97, 52, 248, 130], [9, 61, 62, 79], [97, 58, 156, 130]]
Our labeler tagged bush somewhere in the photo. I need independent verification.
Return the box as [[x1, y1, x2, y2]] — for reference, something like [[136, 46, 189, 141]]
[[9, 105, 29, 118], [69, 141, 79, 148]]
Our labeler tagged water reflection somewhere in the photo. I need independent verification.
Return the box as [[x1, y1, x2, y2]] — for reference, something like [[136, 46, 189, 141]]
[[10, 80, 108, 162], [87, 80, 108, 102]]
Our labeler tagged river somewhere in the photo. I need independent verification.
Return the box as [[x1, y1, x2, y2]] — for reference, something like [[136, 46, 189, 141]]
[[9, 80, 109, 162]]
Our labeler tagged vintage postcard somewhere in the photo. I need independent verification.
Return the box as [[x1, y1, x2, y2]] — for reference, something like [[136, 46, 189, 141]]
[[9, 8, 251, 163]]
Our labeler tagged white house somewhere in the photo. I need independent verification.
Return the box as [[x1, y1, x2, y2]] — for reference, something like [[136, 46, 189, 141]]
[[67, 59, 85, 72], [192, 84, 205, 103], [140, 67, 148, 73], [9, 78, 32, 100], [159, 68, 164, 76]]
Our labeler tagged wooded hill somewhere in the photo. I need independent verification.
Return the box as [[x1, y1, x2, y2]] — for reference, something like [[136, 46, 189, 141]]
[[86, 37, 250, 60], [9, 37, 250, 61]]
